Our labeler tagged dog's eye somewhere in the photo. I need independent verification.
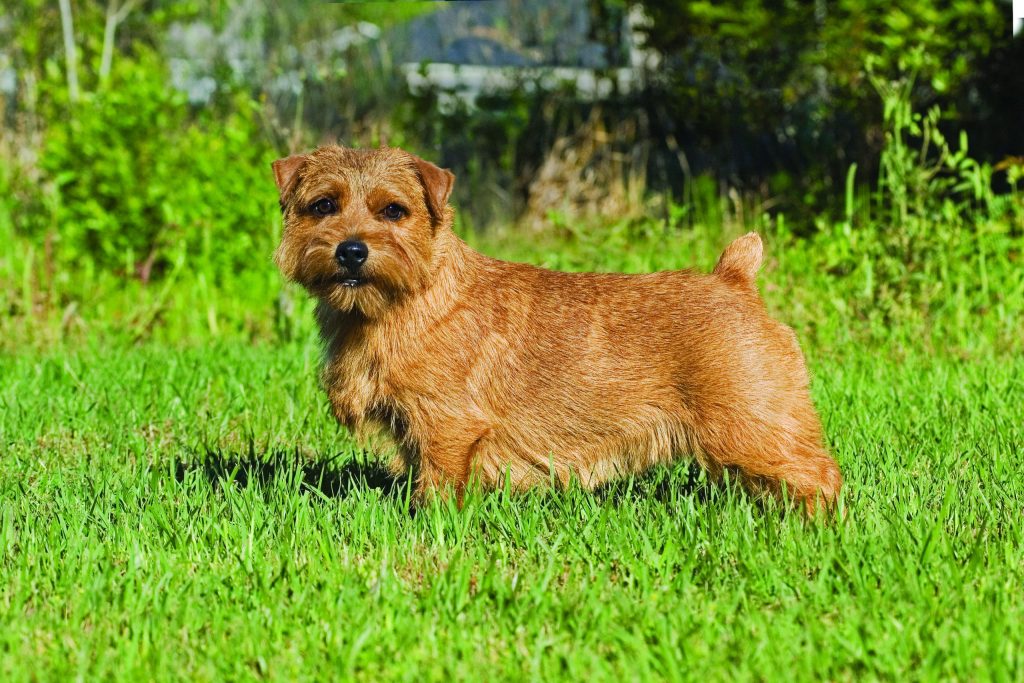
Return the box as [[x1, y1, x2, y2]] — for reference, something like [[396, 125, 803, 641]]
[[311, 198, 337, 216], [382, 203, 406, 221]]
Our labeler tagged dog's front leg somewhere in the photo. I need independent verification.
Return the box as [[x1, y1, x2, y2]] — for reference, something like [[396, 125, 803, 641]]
[[412, 424, 492, 509]]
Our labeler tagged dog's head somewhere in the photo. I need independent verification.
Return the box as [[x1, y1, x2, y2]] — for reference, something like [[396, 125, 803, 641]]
[[272, 146, 455, 318]]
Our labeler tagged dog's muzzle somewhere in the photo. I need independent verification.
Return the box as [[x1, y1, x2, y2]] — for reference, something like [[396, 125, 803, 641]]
[[335, 240, 369, 285]]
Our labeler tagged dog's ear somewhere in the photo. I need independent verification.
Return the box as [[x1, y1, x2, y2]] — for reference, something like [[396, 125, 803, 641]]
[[411, 155, 455, 223], [271, 154, 309, 205]]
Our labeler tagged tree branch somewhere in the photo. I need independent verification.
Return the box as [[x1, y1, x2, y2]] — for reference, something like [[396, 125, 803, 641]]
[[100, 0, 137, 84], [58, 0, 80, 103]]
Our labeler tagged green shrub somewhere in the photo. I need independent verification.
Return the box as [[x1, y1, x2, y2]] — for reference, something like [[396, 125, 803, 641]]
[[807, 73, 1024, 350], [24, 48, 277, 285], [628, 0, 1011, 208]]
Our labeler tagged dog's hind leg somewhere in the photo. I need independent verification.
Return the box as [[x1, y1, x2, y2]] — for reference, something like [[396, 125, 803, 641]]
[[694, 416, 841, 514]]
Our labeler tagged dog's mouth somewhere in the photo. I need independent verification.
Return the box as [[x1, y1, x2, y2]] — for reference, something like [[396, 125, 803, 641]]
[[308, 273, 370, 292], [321, 273, 367, 288]]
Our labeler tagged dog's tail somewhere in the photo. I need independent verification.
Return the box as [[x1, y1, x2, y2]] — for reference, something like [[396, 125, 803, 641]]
[[713, 232, 763, 287]]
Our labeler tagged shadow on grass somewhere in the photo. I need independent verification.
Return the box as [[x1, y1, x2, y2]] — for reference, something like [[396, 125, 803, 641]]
[[593, 461, 712, 505], [176, 450, 722, 511], [175, 448, 408, 501]]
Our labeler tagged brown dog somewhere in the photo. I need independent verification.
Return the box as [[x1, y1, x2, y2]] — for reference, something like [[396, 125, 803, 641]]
[[272, 146, 841, 512]]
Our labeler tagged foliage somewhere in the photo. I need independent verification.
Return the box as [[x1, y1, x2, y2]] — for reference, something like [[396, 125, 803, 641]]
[[0, 0, 1021, 352], [805, 70, 1024, 340], [17, 48, 277, 284], [3, 76, 1022, 353], [628, 0, 1014, 202]]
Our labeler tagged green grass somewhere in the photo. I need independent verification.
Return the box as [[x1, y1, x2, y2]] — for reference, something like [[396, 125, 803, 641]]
[[2, 222, 1023, 681], [2, 342, 1022, 680]]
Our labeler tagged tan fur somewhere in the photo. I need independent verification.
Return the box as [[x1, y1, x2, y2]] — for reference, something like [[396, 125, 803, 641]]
[[272, 146, 842, 513]]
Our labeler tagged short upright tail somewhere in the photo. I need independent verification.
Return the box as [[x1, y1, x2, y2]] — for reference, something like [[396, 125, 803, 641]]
[[713, 232, 763, 286]]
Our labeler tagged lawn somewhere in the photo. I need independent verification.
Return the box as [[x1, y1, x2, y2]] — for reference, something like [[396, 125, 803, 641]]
[[1, 225, 1022, 681]]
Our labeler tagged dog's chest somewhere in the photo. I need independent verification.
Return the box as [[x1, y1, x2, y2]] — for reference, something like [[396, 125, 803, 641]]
[[320, 334, 422, 427], [319, 331, 387, 428], [319, 304, 492, 436]]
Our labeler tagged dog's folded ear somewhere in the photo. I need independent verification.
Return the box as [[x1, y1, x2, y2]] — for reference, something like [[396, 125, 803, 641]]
[[271, 154, 309, 205], [411, 155, 455, 224]]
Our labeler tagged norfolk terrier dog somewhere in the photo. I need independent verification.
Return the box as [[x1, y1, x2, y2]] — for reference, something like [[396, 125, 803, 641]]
[[272, 146, 842, 512]]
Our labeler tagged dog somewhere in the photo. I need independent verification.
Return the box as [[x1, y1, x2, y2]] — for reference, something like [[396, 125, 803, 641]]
[[272, 146, 842, 513]]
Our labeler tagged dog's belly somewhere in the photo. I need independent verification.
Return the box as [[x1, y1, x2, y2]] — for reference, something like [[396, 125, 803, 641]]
[[468, 399, 701, 491]]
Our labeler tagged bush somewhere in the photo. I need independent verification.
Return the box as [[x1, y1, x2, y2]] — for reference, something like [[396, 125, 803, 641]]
[[627, 0, 1013, 207], [22, 48, 277, 284]]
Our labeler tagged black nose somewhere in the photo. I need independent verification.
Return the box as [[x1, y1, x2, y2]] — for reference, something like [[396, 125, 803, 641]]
[[335, 240, 368, 271]]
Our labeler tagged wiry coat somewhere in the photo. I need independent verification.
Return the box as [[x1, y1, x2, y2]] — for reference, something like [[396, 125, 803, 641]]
[[273, 146, 842, 511]]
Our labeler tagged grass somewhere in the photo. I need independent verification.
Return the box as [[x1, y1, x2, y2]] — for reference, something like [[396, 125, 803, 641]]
[[2, 216, 1023, 681], [2, 340, 1022, 680]]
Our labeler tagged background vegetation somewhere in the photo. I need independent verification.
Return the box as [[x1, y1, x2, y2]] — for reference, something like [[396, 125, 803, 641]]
[[0, 0, 1021, 348], [0, 1, 1022, 680]]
